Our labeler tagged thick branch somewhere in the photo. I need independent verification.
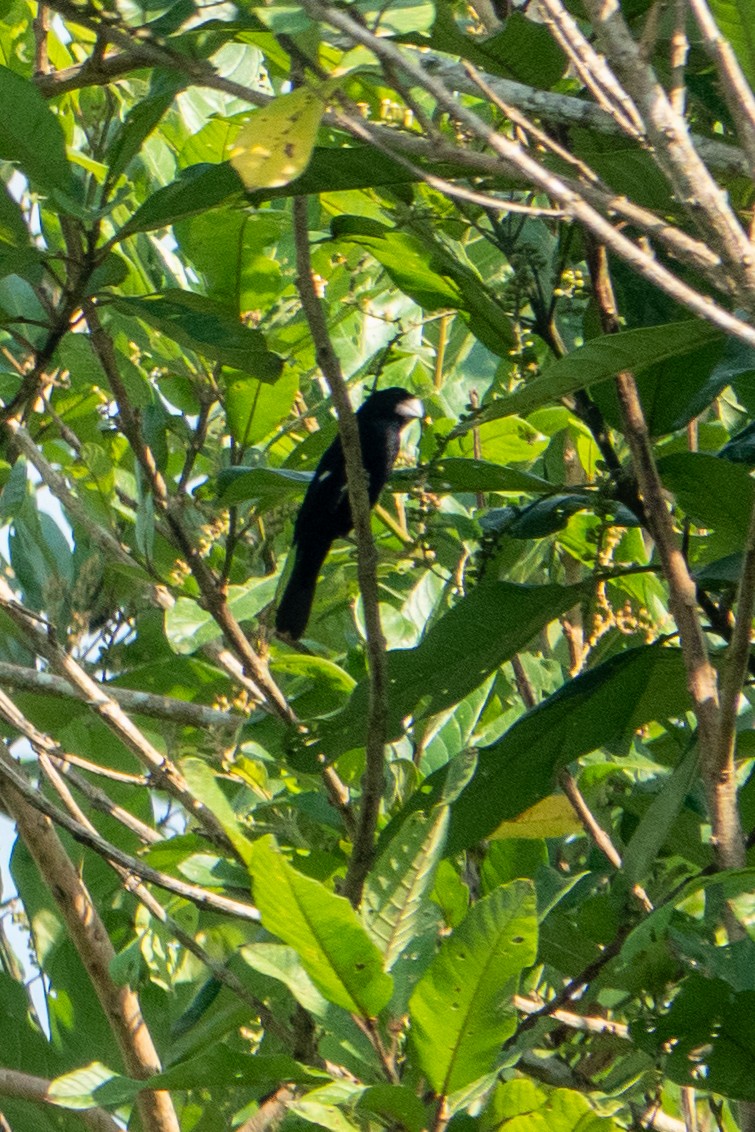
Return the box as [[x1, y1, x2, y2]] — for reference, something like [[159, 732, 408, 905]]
[[0, 1067, 120, 1131]]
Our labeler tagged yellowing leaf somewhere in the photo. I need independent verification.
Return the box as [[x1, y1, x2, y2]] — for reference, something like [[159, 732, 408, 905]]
[[230, 82, 337, 190], [491, 794, 582, 840]]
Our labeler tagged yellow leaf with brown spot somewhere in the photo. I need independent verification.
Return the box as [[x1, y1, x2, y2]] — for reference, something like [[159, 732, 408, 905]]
[[229, 82, 338, 190]]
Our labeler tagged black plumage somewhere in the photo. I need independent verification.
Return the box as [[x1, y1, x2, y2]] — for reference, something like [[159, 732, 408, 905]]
[[275, 387, 423, 639]]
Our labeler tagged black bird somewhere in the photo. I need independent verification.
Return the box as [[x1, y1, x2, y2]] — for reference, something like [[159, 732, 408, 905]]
[[275, 387, 423, 639]]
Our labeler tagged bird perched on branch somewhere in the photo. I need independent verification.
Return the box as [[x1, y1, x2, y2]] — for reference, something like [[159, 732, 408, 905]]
[[275, 387, 423, 640]]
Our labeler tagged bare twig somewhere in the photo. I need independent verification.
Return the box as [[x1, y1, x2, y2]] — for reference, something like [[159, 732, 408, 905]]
[[578, 0, 755, 299], [301, 2, 755, 349], [83, 301, 295, 725], [586, 240, 745, 873]]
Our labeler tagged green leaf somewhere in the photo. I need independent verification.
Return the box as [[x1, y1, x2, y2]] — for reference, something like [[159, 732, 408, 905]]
[[165, 577, 278, 653], [106, 71, 186, 183], [0, 65, 73, 193], [400, 458, 554, 495], [249, 836, 393, 1016], [322, 581, 590, 756], [215, 465, 313, 506], [621, 744, 700, 887], [181, 758, 254, 864], [445, 646, 691, 852], [120, 162, 243, 235], [409, 880, 537, 1094], [111, 291, 283, 377], [332, 216, 514, 353], [224, 367, 298, 445], [480, 13, 567, 88], [487, 1079, 619, 1130], [363, 806, 449, 969], [709, 0, 755, 85], [150, 1048, 325, 1090], [658, 451, 755, 549], [473, 320, 722, 425], [353, 0, 434, 34], [633, 974, 755, 1100]]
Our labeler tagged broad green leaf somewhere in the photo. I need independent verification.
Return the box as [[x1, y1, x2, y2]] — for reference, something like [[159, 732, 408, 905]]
[[362, 806, 449, 969], [356, 1085, 428, 1132], [480, 12, 567, 87], [487, 1078, 619, 1130], [106, 71, 185, 183], [111, 291, 284, 378], [230, 82, 338, 189], [241, 942, 330, 1018], [149, 1048, 325, 1090], [181, 758, 254, 864], [224, 367, 298, 446], [443, 646, 692, 852], [392, 458, 555, 495], [249, 836, 393, 1016], [353, 0, 434, 34], [332, 215, 515, 353], [321, 581, 590, 756], [589, 332, 727, 435], [272, 652, 356, 718], [0, 65, 73, 193], [215, 465, 314, 506], [471, 320, 722, 426], [491, 795, 582, 840], [409, 880, 537, 1094], [48, 1061, 129, 1109], [658, 452, 755, 549], [165, 577, 278, 653]]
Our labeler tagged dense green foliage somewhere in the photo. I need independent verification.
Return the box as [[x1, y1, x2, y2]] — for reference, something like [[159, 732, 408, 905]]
[[1, 0, 755, 1130]]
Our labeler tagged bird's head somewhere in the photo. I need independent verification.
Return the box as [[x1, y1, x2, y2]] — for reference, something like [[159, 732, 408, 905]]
[[359, 387, 424, 426]]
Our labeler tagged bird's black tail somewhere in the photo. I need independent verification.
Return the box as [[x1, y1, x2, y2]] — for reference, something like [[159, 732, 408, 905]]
[[275, 539, 331, 639]]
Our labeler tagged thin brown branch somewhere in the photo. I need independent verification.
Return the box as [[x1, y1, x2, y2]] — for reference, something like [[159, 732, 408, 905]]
[[36, 753, 290, 1046], [669, 0, 689, 116], [0, 658, 241, 729], [83, 300, 295, 726], [0, 744, 179, 1132], [0, 576, 232, 852], [292, 196, 387, 907], [577, 0, 755, 300], [716, 497, 755, 798], [0, 1067, 120, 1131], [536, 0, 645, 137], [687, 0, 755, 175], [586, 240, 744, 872], [303, 4, 755, 348], [0, 743, 261, 922], [0, 684, 161, 844], [558, 768, 653, 911]]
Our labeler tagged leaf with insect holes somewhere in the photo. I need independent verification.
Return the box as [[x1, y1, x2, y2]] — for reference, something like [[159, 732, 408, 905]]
[[230, 82, 339, 190]]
